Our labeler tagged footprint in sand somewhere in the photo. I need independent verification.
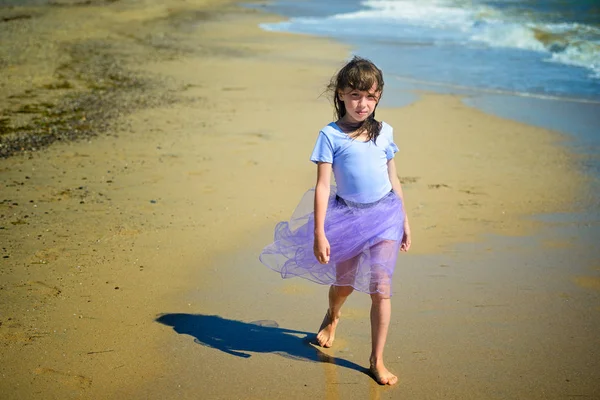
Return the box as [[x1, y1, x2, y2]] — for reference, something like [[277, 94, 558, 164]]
[[34, 368, 92, 389], [428, 183, 451, 189], [28, 248, 62, 264], [458, 199, 481, 207], [248, 132, 270, 140], [399, 176, 419, 184], [1, 323, 49, 345], [97, 225, 141, 243], [141, 175, 164, 185], [222, 87, 246, 91], [459, 187, 487, 196], [249, 320, 279, 328], [15, 280, 62, 297]]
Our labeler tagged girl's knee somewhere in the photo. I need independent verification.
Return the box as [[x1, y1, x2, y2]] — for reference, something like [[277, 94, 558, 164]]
[[370, 292, 391, 302], [334, 285, 354, 297]]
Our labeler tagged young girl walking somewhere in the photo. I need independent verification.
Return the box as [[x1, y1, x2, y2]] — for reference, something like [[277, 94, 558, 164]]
[[260, 56, 411, 386]]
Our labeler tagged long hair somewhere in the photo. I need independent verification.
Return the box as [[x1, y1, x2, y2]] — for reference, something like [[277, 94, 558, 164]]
[[327, 56, 384, 142]]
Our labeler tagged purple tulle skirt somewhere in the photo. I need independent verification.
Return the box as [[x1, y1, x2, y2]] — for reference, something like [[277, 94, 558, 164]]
[[259, 187, 405, 297]]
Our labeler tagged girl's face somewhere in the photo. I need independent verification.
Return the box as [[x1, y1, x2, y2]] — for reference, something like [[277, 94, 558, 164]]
[[338, 83, 380, 124]]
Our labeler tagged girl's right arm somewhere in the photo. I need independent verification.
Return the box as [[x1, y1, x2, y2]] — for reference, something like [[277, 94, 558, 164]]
[[313, 162, 332, 264]]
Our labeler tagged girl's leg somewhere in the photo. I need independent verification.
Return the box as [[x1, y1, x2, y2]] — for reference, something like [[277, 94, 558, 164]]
[[316, 285, 353, 347], [316, 256, 358, 347], [368, 240, 399, 385], [369, 292, 397, 385]]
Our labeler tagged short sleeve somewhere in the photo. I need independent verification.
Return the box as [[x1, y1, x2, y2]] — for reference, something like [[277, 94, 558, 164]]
[[386, 141, 399, 160], [310, 131, 334, 164], [384, 125, 399, 160]]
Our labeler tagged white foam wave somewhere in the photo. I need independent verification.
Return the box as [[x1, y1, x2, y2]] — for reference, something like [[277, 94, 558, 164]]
[[261, 0, 600, 79], [548, 42, 600, 79], [470, 20, 600, 77], [333, 0, 600, 79], [335, 0, 479, 31], [470, 22, 546, 52]]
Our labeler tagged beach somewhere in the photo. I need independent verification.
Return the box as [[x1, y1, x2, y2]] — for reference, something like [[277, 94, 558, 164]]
[[1, 0, 599, 399]]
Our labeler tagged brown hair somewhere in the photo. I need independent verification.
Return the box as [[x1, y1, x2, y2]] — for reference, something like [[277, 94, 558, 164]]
[[327, 56, 384, 142]]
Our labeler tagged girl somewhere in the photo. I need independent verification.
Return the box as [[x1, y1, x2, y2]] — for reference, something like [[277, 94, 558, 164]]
[[260, 56, 411, 386]]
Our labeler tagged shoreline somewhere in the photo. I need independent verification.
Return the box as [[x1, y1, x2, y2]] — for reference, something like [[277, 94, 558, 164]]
[[1, 0, 598, 399]]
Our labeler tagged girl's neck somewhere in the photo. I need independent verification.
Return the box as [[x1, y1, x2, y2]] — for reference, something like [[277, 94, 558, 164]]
[[336, 118, 368, 140], [336, 117, 362, 132]]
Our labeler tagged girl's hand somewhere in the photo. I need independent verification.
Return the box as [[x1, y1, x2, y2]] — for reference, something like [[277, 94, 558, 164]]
[[400, 221, 411, 252], [314, 235, 331, 264]]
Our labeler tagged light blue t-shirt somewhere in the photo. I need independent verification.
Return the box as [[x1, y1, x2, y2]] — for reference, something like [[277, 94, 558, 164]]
[[310, 121, 399, 204]]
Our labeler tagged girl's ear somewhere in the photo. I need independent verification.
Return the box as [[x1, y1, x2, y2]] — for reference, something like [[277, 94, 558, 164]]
[[337, 90, 345, 102]]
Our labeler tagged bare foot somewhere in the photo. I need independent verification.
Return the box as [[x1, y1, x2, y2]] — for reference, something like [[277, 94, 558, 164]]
[[316, 309, 339, 348], [370, 363, 398, 386]]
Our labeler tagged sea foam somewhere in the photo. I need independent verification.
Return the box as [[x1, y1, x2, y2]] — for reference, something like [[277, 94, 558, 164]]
[[262, 0, 600, 80]]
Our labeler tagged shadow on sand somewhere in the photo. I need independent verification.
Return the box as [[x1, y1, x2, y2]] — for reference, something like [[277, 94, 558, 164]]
[[156, 313, 368, 375]]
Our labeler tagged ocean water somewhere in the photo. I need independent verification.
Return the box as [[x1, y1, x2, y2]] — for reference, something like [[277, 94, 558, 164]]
[[258, 0, 600, 101], [257, 0, 600, 206]]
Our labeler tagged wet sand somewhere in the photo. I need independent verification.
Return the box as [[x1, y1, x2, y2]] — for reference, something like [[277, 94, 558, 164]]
[[1, 0, 599, 399]]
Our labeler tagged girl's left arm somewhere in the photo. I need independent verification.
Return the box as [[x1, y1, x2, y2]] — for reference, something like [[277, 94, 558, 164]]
[[387, 158, 411, 251]]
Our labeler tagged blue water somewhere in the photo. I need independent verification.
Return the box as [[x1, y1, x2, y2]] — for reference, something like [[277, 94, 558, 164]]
[[258, 0, 600, 101], [255, 0, 600, 207]]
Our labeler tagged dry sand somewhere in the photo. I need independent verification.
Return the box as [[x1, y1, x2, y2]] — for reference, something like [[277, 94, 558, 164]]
[[1, 0, 598, 399]]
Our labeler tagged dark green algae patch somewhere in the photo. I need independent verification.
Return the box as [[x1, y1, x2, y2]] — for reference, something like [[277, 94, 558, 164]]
[[0, 40, 164, 158], [0, 1, 253, 158]]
